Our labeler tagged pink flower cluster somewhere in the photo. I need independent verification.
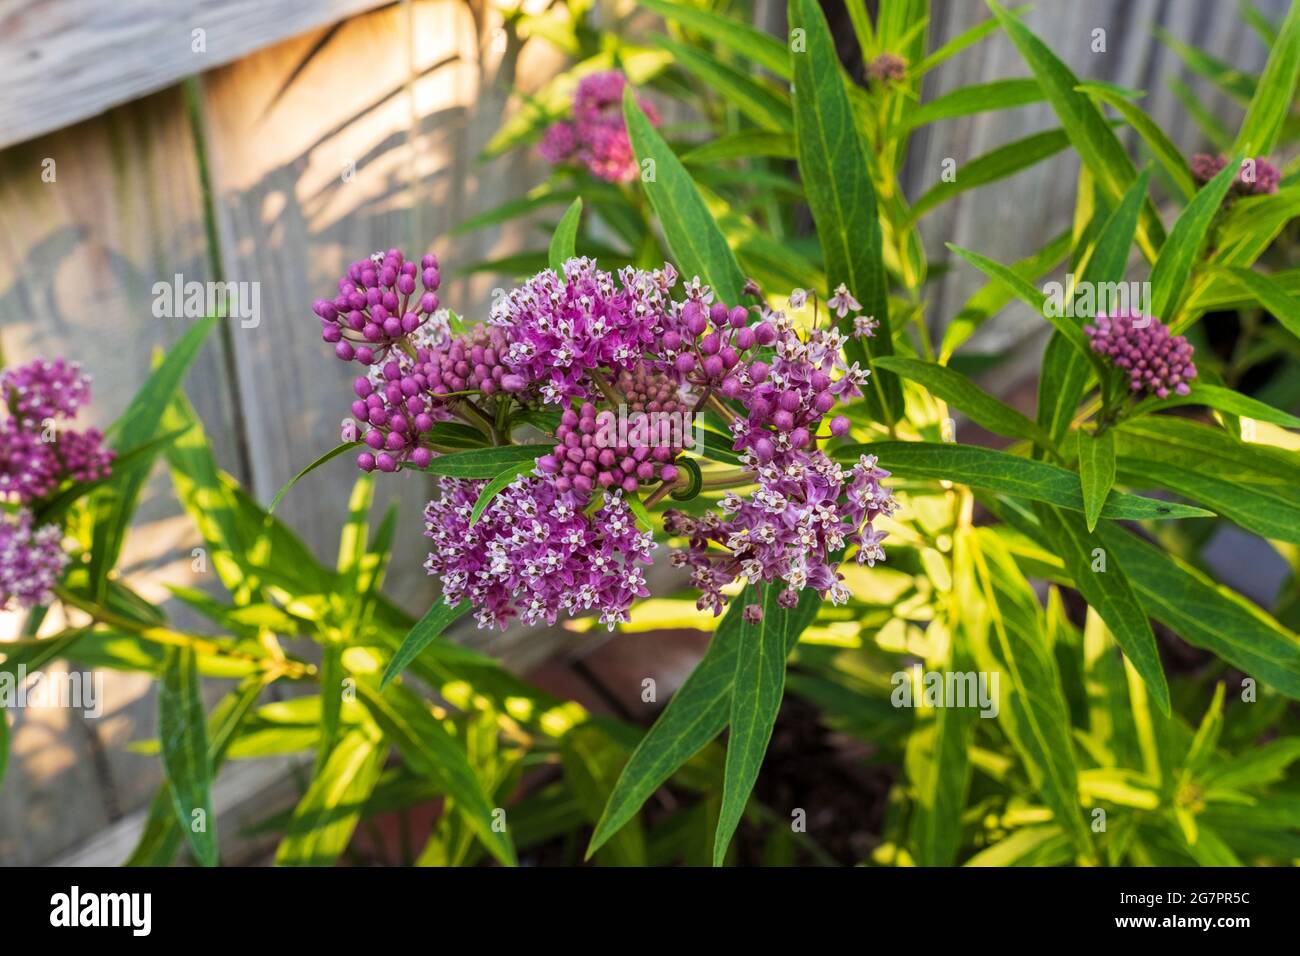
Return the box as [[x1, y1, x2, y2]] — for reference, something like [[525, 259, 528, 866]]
[[1086, 311, 1197, 399], [664, 304, 893, 615], [312, 248, 895, 629], [1, 358, 114, 503], [423, 477, 654, 630], [0, 510, 68, 609], [539, 72, 660, 182], [1191, 154, 1280, 196], [0, 357, 112, 609]]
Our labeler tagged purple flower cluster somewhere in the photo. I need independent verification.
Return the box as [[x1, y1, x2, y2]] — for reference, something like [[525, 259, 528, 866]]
[[1086, 311, 1197, 399], [313, 250, 442, 365], [538, 71, 661, 182], [1, 358, 114, 503], [537, 364, 686, 496], [0, 509, 69, 609], [667, 452, 895, 615], [664, 303, 891, 614], [0, 357, 111, 609], [1191, 154, 1280, 196], [423, 476, 655, 630], [491, 257, 678, 404]]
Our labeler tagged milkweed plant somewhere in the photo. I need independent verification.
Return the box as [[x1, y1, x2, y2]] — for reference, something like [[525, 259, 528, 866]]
[[4, 0, 1300, 868]]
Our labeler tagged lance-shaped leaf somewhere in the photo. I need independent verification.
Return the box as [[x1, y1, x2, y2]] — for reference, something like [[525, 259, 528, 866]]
[[874, 356, 1054, 448], [276, 726, 386, 866], [1076, 429, 1116, 532], [1148, 154, 1242, 321], [638, 0, 792, 79], [1078, 85, 1196, 199], [623, 88, 744, 304], [714, 585, 793, 866], [88, 316, 218, 599], [381, 599, 473, 688], [548, 197, 583, 272], [1234, 0, 1300, 155], [1132, 383, 1300, 429], [158, 647, 217, 866], [356, 681, 517, 866], [902, 78, 1044, 130], [654, 36, 792, 132], [1216, 266, 1300, 341], [1034, 504, 1170, 716], [834, 441, 1212, 520], [789, 0, 902, 422], [987, 0, 1163, 259], [968, 531, 1094, 860], [419, 444, 547, 478]]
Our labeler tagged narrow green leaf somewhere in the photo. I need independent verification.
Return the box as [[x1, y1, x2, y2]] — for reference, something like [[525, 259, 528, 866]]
[[380, 599, 473, 688], [159, 647, 217, 866], [875, 355, 1055, 448], [638, 0, 792, 79], [941, 230, 1072, 361], [470, 462, 536, 527], [1034, 504, 1170, 715], [588, 588, 817, 857], [88, 316, 218, 598], [913, 5, 1029, 76], [275, 726, 386, 866], [969, 531, 1093, 859], [548, 198, 583, 273], [903, 78, 1044, 131], [356, 681, 517, 866], [1217, 266, 1300, 341], [125, 676, 266, 866], [988, 0, 1163, 259], [654, 36, 792, 132], [623, 88, 745, 303], [910, 127, 1076, 223], [1148, 154, 1242, 321], [715, 585, 789, 866], [1076, 429, 1116, 532], [269, 441, 361, 513], [420, 444, 546, 478], [1078, 85, 1197, 199], [947, 244, 1096, 367], [681, 130, 796, 165], [789, 0, 902, 422], [1233, 0, 1300, 154], [1133, 382, 1300, 429], [835, 441, 1214, 520]]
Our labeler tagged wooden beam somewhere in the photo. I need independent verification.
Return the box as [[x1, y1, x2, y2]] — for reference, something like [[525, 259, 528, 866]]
[[0, 0, 391, 150]]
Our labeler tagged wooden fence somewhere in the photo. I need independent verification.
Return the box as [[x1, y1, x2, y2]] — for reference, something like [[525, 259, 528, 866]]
[[0, 0, 1285, 863]]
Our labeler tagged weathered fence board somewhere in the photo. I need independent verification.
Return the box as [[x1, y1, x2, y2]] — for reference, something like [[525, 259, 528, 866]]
[[0, 0, 392, 150]]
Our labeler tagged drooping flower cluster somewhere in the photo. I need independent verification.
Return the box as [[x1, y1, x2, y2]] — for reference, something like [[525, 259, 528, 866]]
[[1191, 154, 1280, 196], [0, 357, 111, 609], [0, 510, 68, 609], [538, 71, 660, 182], [423, 476, 655, 630], [1086, 311, 1197, 399], [667, 451, 895, 615], [663, 302, 893, 615], [314, 250, 442, 365]]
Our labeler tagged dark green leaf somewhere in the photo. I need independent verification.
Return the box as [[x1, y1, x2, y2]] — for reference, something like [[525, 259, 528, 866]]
[[623, 88, 745, 303], [380, 599, 473, 688], [548, 197, 583, 272], [159, 647, 217, 866], [1076, 429, 1116, 532], [835, 441, 1214, 520], [420, 444, 546, 478]]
